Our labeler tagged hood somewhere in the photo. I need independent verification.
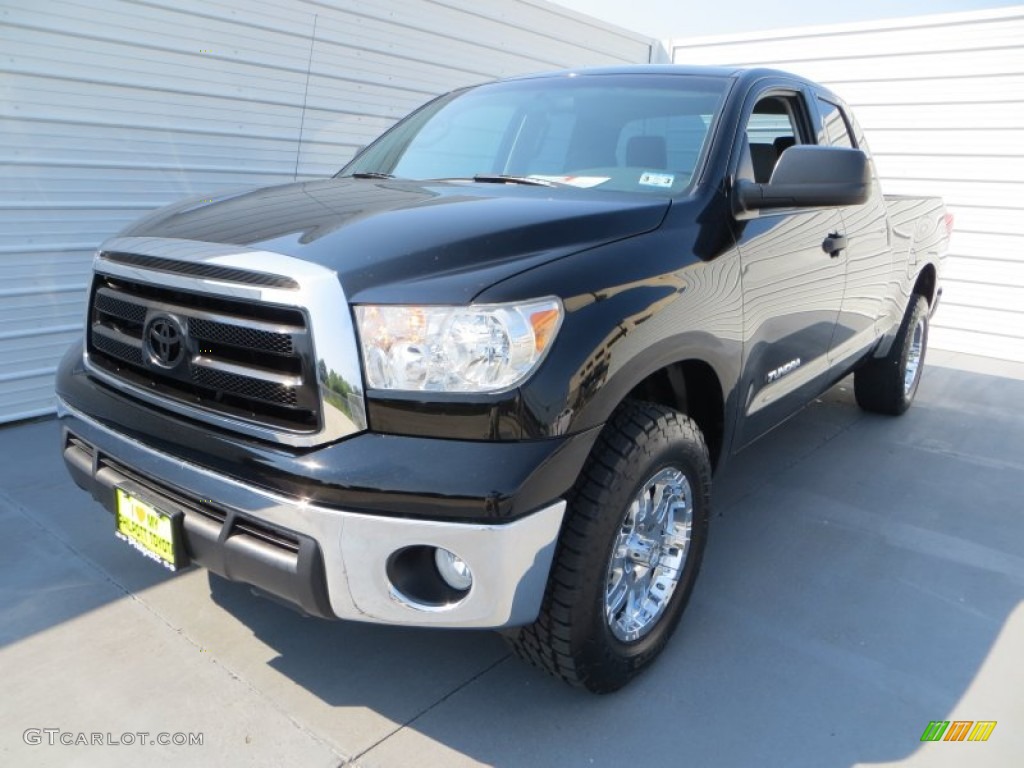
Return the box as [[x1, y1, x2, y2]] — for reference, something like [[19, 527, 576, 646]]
[[120, 178, 670, 303]]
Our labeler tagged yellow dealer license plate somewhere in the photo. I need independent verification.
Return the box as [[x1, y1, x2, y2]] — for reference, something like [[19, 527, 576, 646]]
[[114, 488, 183, 571]]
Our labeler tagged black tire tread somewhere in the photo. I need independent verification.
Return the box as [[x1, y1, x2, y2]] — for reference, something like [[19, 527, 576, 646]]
[[504, 399, 710, 692], [855, 294, 929, 415]]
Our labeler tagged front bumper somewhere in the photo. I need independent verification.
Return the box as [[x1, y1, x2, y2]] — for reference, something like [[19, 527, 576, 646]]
[[58, 398, 565, 628]]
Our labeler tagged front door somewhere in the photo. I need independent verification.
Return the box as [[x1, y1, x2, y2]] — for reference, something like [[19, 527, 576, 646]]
[[733, 89, 848, 447]]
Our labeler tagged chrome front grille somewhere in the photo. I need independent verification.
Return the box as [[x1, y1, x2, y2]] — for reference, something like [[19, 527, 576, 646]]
[[86, 273, 319, 434], [190, 365, 299, 406], [188, 318, 295, 355], [82, 237, 368, 447], [91, 327, 145, 366], [94, 291, 147, 324]]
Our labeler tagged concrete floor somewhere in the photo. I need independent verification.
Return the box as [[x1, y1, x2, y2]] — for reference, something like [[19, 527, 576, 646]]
[[2, 350, 1022, 767]]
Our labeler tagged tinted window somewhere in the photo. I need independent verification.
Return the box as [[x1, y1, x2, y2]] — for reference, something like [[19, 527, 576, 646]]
[[616, 113, 712, 174], [818, 99, 854, 148], [395, 103, 517, 179], [742, 94, 806, 183], [342, 75, 730, 196]]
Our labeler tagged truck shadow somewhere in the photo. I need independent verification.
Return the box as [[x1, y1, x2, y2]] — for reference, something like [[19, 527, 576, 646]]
[[209, 363, 1024, 767]]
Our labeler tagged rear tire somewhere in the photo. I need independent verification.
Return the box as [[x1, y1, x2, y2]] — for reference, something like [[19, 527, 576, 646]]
[[504, 400, 711, 693], [855, 295, 929, 415]]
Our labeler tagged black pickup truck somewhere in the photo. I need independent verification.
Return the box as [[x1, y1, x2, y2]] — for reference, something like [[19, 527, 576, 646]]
[[57, 65, 950, 692]]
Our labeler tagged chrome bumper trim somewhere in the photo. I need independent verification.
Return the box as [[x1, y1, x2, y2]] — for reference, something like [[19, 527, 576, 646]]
[[58, 398, 565, 629]]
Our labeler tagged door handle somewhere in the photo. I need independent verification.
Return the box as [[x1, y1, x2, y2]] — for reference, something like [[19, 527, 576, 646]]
[[822, 233, 848, 257]]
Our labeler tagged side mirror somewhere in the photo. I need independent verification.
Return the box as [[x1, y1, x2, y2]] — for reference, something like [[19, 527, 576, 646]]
[[737, 145, 870, 211]]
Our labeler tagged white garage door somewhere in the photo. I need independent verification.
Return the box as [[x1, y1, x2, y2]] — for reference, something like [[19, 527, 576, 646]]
[[670, 6, 1024, 363], [0, 0, 654, 423]]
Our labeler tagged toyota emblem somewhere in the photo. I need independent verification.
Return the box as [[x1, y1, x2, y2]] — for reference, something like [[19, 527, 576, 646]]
[[144, 314, 185, 369]]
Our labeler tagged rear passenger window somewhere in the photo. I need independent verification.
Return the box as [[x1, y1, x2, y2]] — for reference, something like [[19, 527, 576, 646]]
[[818, 99, 855, 148]]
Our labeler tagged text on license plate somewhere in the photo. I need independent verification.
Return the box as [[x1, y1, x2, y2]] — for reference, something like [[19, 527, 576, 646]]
[[114, 488, 179, 571]]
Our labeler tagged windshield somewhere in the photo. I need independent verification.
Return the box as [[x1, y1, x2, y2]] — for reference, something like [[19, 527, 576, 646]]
[[339, 74, 730, 196]]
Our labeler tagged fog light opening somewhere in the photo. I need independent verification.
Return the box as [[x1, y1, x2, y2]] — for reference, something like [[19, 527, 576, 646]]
[[385, 546, 472, 608], [434, 547, 473, 592]]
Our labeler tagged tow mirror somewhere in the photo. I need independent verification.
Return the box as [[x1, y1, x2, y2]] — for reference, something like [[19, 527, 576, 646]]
[[737, 145, 870, 210]]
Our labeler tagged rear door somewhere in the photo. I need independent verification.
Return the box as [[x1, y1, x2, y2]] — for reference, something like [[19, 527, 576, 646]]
[[815, 95, 893, 364], [733, 86, 848, 447]]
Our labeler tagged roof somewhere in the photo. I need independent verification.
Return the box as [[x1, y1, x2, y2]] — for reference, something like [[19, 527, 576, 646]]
[[508, 64, 743, 79], [501, 64, 809, 87]]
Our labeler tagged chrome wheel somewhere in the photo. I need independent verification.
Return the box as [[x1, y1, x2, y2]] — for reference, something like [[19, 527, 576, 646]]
[[904, 316, 926, 395], [605, 467, 693, 643]]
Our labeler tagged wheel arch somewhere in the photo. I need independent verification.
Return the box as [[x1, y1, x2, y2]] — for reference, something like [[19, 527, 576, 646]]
[[624, 360, 727, 470], [569, 334, 738, 471], [913, 262, 938, 306], [873, 257, 941, 361]]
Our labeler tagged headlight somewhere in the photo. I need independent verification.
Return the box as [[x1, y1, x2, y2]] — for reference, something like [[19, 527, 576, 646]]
[[354, 298, 562, 393]]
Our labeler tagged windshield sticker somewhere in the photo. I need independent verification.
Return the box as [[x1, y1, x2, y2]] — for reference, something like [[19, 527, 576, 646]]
[[528, 175, 610, 188], [638, 172, 675, 188]]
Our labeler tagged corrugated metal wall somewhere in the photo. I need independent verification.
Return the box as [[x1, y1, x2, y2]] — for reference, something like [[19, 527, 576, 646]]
[[0, 0, 653, 423], [670, 6, 1024, 363]]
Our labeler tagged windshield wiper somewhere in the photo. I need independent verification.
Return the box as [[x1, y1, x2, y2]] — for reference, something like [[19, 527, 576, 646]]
[[470, 174, 557, 187], [349, 172, 395, 179]]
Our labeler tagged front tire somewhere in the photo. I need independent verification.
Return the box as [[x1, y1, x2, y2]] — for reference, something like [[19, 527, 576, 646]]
[[855, 295, 929, 415], [504, 400, 711, 693]]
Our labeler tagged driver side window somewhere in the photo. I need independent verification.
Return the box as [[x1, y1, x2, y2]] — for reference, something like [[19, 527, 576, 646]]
[[742, 94, 807, 183]]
